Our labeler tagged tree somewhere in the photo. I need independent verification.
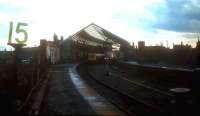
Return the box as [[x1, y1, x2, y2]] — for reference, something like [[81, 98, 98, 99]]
[[53, 33, 59, 41], [53, 33, 59, 45]]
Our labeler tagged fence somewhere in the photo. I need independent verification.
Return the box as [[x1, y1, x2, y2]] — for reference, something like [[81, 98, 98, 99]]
[[0, 49, 49, 115]]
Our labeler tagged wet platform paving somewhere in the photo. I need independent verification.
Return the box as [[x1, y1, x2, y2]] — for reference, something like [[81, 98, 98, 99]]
[[41, 64, 124, 115], [69, 65, 124, 115]]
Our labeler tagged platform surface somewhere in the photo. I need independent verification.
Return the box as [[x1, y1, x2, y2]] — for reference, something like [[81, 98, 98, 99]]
[[42, 64, 124, 115]]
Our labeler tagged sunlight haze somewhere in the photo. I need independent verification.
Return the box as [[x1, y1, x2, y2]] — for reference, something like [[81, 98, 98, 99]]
[[0, 0, 200, 49]]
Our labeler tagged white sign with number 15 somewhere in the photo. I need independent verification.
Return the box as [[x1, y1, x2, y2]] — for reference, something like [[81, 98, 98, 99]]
[[8, 21, 28, 44]]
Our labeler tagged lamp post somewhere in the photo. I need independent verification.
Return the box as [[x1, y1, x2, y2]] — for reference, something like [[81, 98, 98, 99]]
[[8, 43, 26, 111]]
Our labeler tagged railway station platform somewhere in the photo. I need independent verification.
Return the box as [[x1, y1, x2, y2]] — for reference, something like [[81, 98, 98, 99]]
[[40, 64, 124, 115]]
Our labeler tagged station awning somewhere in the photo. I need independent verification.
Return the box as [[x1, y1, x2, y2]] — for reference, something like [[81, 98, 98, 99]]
[[72, 23, 130, 46]]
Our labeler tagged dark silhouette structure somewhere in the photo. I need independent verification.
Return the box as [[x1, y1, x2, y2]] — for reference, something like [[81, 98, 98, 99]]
[[132, 40, 200, 68]]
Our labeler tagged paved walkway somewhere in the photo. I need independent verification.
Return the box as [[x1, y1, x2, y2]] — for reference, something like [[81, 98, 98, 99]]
[[41, 64, 124, 115]]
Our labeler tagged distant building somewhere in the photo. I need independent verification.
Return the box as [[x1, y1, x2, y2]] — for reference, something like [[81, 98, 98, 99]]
[[132, 42, 135, 48], [136, 45, 168, 63], [138, 41, 145, 50], [59, 23, 130, 62], [196, 39, 200, 66], [40, 39, 60, 64], [173, 41, 192, 49], [196, 39, 200, 49], [170, 42, 195, 66]]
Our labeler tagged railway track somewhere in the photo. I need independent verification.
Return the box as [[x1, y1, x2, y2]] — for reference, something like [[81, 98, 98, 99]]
[[110, 65, 183, 92], [78, 64, 173, 115], [109, 65, 174, 96], [89, 65, 173, 108], [109, 71, 173, 97]]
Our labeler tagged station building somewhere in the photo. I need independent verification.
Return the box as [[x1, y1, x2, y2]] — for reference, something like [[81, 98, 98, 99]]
[[60, 23, 131, 63]]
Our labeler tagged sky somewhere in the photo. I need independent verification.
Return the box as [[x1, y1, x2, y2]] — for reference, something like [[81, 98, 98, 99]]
[[0, 0, 200, 50]]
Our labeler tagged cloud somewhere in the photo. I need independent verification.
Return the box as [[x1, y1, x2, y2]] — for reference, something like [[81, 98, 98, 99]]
[[0, 0, 200, 48], [149, 0, 200, 33]]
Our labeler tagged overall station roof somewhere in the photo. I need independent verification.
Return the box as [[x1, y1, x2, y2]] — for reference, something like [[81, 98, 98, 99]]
[[70, 23, 130, 47]]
